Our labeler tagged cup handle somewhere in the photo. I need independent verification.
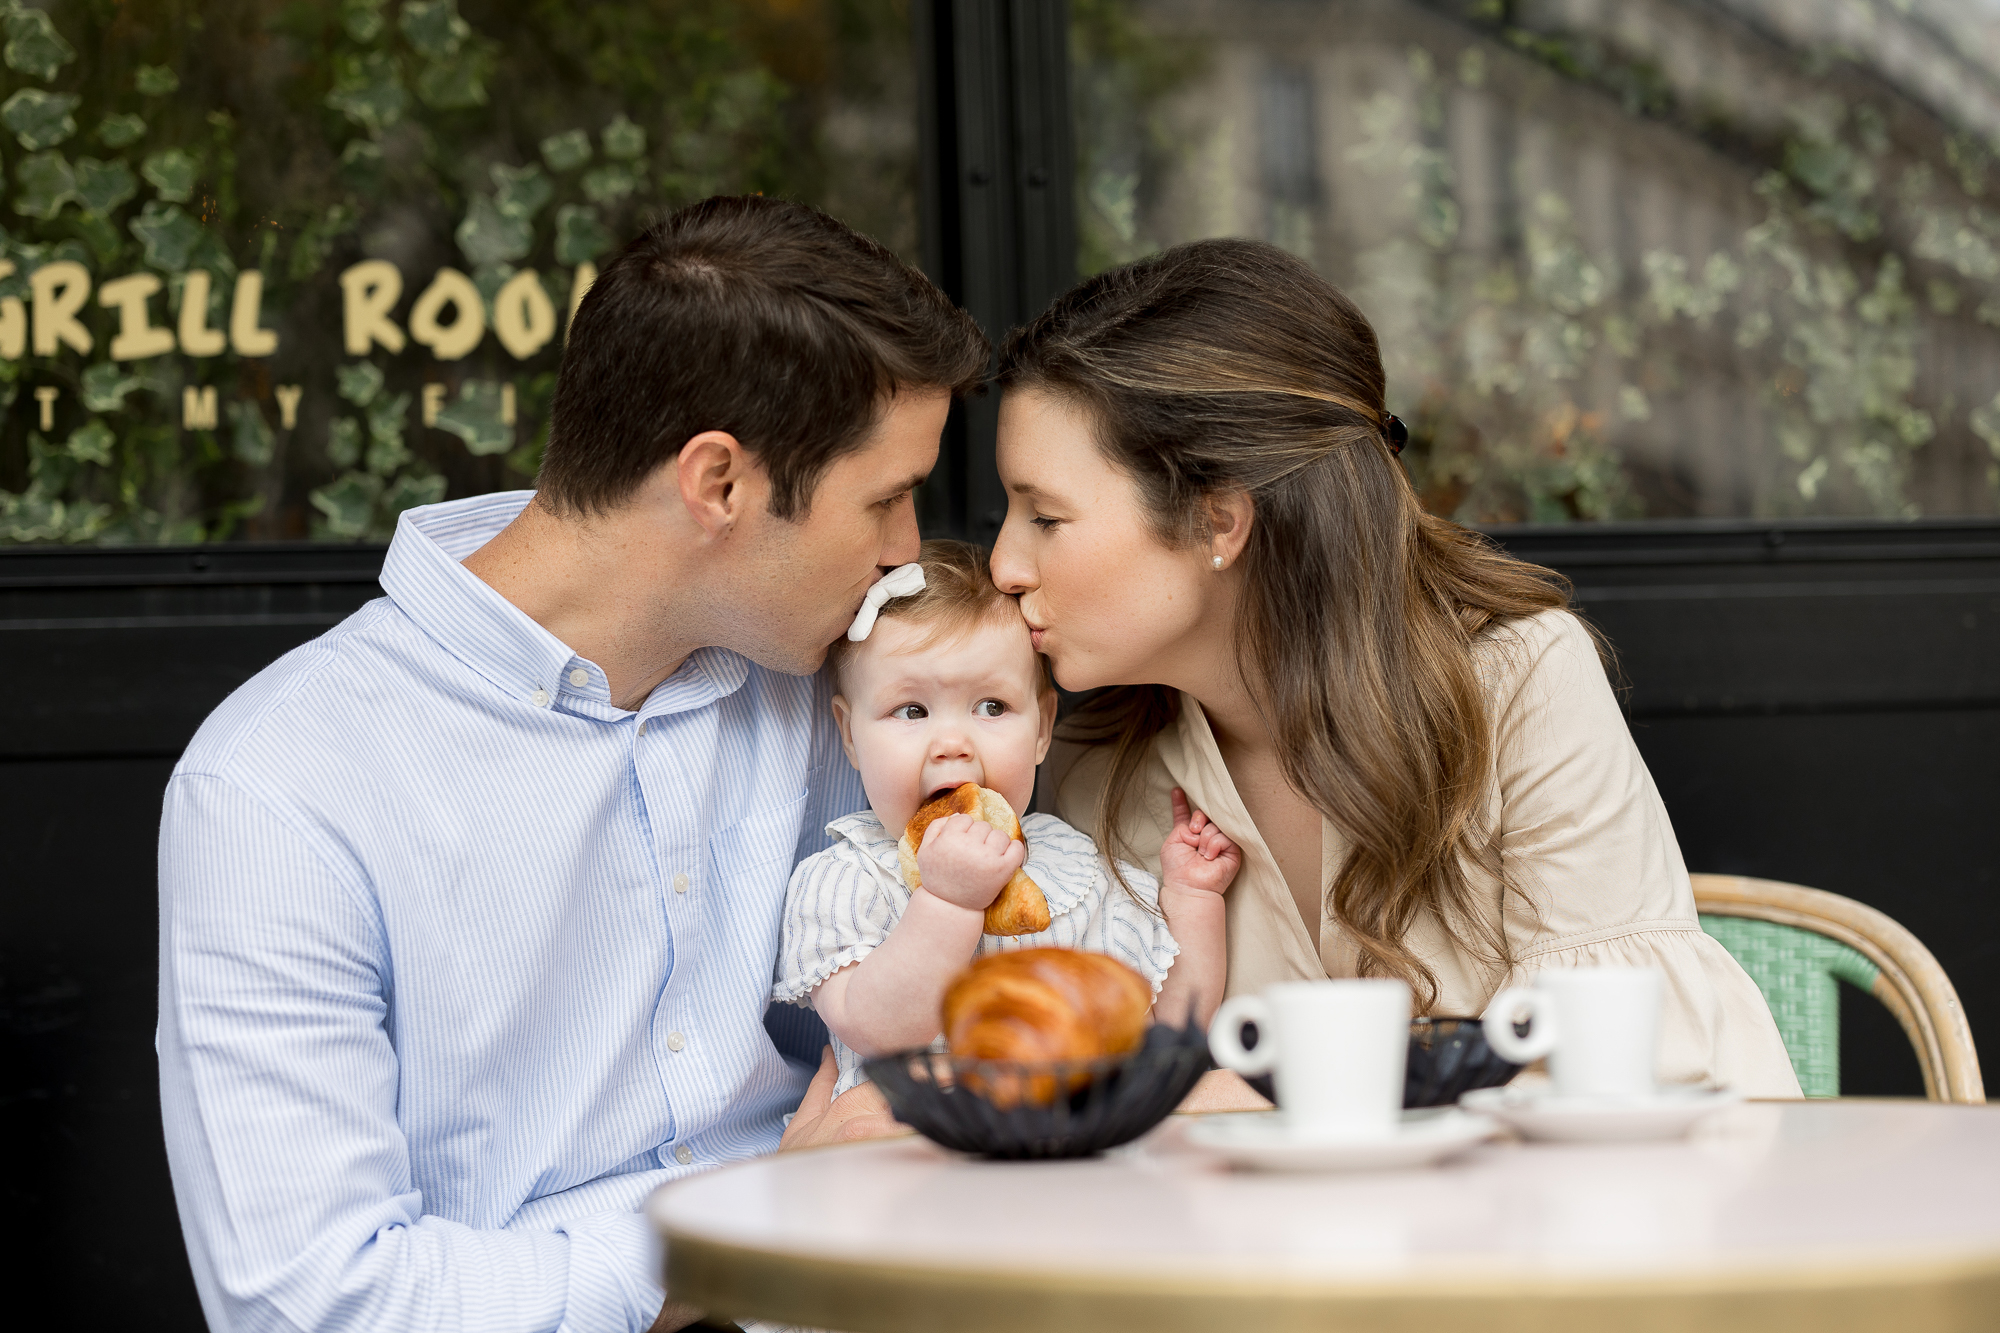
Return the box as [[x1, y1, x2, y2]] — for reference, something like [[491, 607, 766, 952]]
[[1209, 995, 1277, 1076], [1483, 987, 1557, 1064]]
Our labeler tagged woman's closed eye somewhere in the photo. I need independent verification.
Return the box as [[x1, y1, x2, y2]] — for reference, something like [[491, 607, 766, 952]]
[[890, 703, 928, 721], [1029, 514, 1062, 531], [975, 699, 1009, 718]]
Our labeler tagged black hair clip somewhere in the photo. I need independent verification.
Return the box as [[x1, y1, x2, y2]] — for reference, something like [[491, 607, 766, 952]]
[[1384, 413, 1408, 455]]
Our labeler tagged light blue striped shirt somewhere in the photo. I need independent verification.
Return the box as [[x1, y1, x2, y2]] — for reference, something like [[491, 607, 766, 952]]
[[157, 490, 865, 1333]]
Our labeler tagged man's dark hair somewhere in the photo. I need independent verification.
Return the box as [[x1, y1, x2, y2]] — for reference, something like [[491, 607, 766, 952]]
[[540, 195, 989, 519]]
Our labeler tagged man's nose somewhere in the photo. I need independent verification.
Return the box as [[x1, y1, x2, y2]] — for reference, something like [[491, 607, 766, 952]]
[[881, 498, 921, 568]]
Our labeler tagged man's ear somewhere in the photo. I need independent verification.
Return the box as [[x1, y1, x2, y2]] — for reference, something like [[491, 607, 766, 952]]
[[1033, 685, 1058, 766], [676, 430, 759, 539], [831, 692, 862, 772], [1205, 488, 1255, 565]]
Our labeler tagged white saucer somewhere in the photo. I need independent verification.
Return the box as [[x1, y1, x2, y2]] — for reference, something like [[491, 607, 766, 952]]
[[1185, 1108, 1498, 1172], [1459, 1084, 1742, 1142]]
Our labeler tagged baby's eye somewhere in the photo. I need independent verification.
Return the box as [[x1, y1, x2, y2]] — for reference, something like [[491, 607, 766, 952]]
[[890, 703, 928, 721], [975, 699, 1009, 718]]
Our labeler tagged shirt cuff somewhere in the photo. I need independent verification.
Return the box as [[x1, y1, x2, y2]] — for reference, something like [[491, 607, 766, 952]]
[[555, 1209, 666, 1333]]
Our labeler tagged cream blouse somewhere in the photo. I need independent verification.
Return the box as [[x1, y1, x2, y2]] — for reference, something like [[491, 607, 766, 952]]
[[1049, 608, 1802, 1098]]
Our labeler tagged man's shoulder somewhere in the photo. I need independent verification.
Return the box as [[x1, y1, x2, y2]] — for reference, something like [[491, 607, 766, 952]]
[[174, 595, 427, 781]]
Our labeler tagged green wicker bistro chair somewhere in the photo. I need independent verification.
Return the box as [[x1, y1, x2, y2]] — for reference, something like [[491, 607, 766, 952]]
[[1693, 874, 1984, 1102]]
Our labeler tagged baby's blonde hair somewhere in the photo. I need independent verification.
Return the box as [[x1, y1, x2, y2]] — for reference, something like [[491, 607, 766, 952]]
[[831, 538, 1052, 694]]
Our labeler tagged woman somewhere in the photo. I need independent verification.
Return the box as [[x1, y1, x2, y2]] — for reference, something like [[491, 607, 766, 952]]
[[990, 238, 1800, 1097]]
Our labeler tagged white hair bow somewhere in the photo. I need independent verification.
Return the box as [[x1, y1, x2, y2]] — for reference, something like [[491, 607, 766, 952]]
[[846, 563, 927, 642]]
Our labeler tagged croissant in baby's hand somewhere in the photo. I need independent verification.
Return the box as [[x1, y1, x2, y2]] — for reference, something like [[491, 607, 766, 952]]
[[941, 947, 1153, 1106], [897, 782, 1051, 936]]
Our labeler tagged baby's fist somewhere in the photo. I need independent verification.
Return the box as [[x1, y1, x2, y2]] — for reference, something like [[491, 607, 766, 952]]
[[917, 813, 1025, 913], [1160, 787, 1242, 898]]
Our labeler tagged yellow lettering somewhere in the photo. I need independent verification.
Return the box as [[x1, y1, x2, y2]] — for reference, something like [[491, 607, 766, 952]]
[[493, 270, 556, 359], [98, 273, 178, 361], [0, 261, 23, 359], [275, 384, 303, 430], [229, 270, 279, 357], [409, 268, 484, 360], [566, 262, 596, 343], [178, 271, 227, 357], [339, 260, 406, 355], [31, 261, 93, 357], [34, 385, 58, 430], [421, 382, 447, 427], [182, 384, 218, 430], [501, 382, 516, 426]]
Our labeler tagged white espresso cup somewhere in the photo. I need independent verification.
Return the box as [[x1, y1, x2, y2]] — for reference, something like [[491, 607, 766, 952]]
[[1482, 966, 1665, 1099], [1210, 978, 1411, 1137]]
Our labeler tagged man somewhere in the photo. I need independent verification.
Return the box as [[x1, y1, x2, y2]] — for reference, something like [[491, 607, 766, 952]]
[[157, 196, 989, 1332]]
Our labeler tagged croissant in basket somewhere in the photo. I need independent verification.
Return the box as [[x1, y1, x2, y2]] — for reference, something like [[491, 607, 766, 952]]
[[941, 947, 1153, 1107], [898, 782, 1051, 936]]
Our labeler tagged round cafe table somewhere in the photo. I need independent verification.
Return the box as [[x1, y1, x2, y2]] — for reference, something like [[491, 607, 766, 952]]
[[648, 1101, 2000, 1332]]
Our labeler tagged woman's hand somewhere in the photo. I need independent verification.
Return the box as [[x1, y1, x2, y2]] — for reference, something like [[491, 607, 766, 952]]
[[916, 812, 1026, 912], [1160, 787, 1242, 897]]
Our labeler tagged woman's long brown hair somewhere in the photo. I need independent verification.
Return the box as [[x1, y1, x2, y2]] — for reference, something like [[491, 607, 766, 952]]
[[999, 239, 1580, 1008]]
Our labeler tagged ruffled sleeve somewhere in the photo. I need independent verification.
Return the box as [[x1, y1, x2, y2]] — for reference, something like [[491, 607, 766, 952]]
[[1480, 610, 1802, 1098], [771, 834, 908, 1006]]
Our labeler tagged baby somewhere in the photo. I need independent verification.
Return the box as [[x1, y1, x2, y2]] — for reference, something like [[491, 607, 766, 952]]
[[774, 539, 1241, 1096]]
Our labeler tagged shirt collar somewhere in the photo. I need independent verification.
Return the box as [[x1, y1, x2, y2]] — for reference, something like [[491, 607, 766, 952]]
[[378, 491, 752, 719]]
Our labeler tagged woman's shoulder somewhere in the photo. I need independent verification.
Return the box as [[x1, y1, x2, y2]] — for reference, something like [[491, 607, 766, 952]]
[[1473, 606, 1608, 710]]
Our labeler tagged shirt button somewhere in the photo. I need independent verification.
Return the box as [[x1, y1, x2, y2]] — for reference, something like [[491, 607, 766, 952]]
[[568, 668, 588, 686], [529, 688, 549, 708], [673, 873, 689, 895], [674, 1145, 693, 1165], [637, 718, 646, 736], [667, 1031, 686, 1052]]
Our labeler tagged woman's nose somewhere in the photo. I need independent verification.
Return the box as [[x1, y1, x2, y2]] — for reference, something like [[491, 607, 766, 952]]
[[989, 519, 1035, 594]]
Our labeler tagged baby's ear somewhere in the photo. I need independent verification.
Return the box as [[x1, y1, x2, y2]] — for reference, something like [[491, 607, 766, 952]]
[[830, 694, 861, 770]]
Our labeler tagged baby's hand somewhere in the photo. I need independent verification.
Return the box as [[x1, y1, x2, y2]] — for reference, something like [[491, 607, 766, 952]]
[[1160, 787, 1241, 898], [917, 813, 1026, 913]]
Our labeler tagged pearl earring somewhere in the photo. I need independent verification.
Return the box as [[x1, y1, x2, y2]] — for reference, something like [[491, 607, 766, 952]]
[[1211, 555, 1225, 570]]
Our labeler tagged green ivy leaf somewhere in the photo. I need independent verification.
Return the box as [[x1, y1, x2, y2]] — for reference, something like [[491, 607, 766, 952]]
[[554, 204, 609, 265], [3, 89, 79, 150], [66, 418, 114, 467], [434, 380, 512, 455], [365, 392, 411, 473], [141, 147, 198, 203], [455, 193, 532, 266], [289, 201, 357, 282], [309, 470, 381, 538], [96, 113, 146, 148], [601, 113, 645, 160], [134, 65, 179, 96], [75, 157, 138, 215], [4, 9, 77, 83], [417, 44, 493, 109], [82, 363, 144, 412], [325, 51, 407, 133], [491, 162, 551, 220], [14, 151, 77, 220], [336, 360, 385, 407], [341, 0, 388, 43], [129, 200, 203, 270], [539, 128, 591, 172], [381, 471, 447, 524], [326, 417, 364, 468], [581, 162, 636, 205], [401, 0, 470, 57], [228, 400, 275, 465], [339, 138, 384, 191]]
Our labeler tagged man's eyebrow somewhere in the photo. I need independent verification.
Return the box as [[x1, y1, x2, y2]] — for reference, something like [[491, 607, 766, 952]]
[[883, 471, 929, 498]]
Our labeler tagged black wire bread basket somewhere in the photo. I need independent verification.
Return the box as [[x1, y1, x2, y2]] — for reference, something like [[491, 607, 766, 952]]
[[1242, 1017, 1523, 1109], [862, 1021, 1212, 1160]]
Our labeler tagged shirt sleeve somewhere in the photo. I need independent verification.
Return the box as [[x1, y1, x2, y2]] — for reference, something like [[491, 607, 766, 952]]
[[158, 773, 667, 1333], [771, 843, 903, 1006]]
